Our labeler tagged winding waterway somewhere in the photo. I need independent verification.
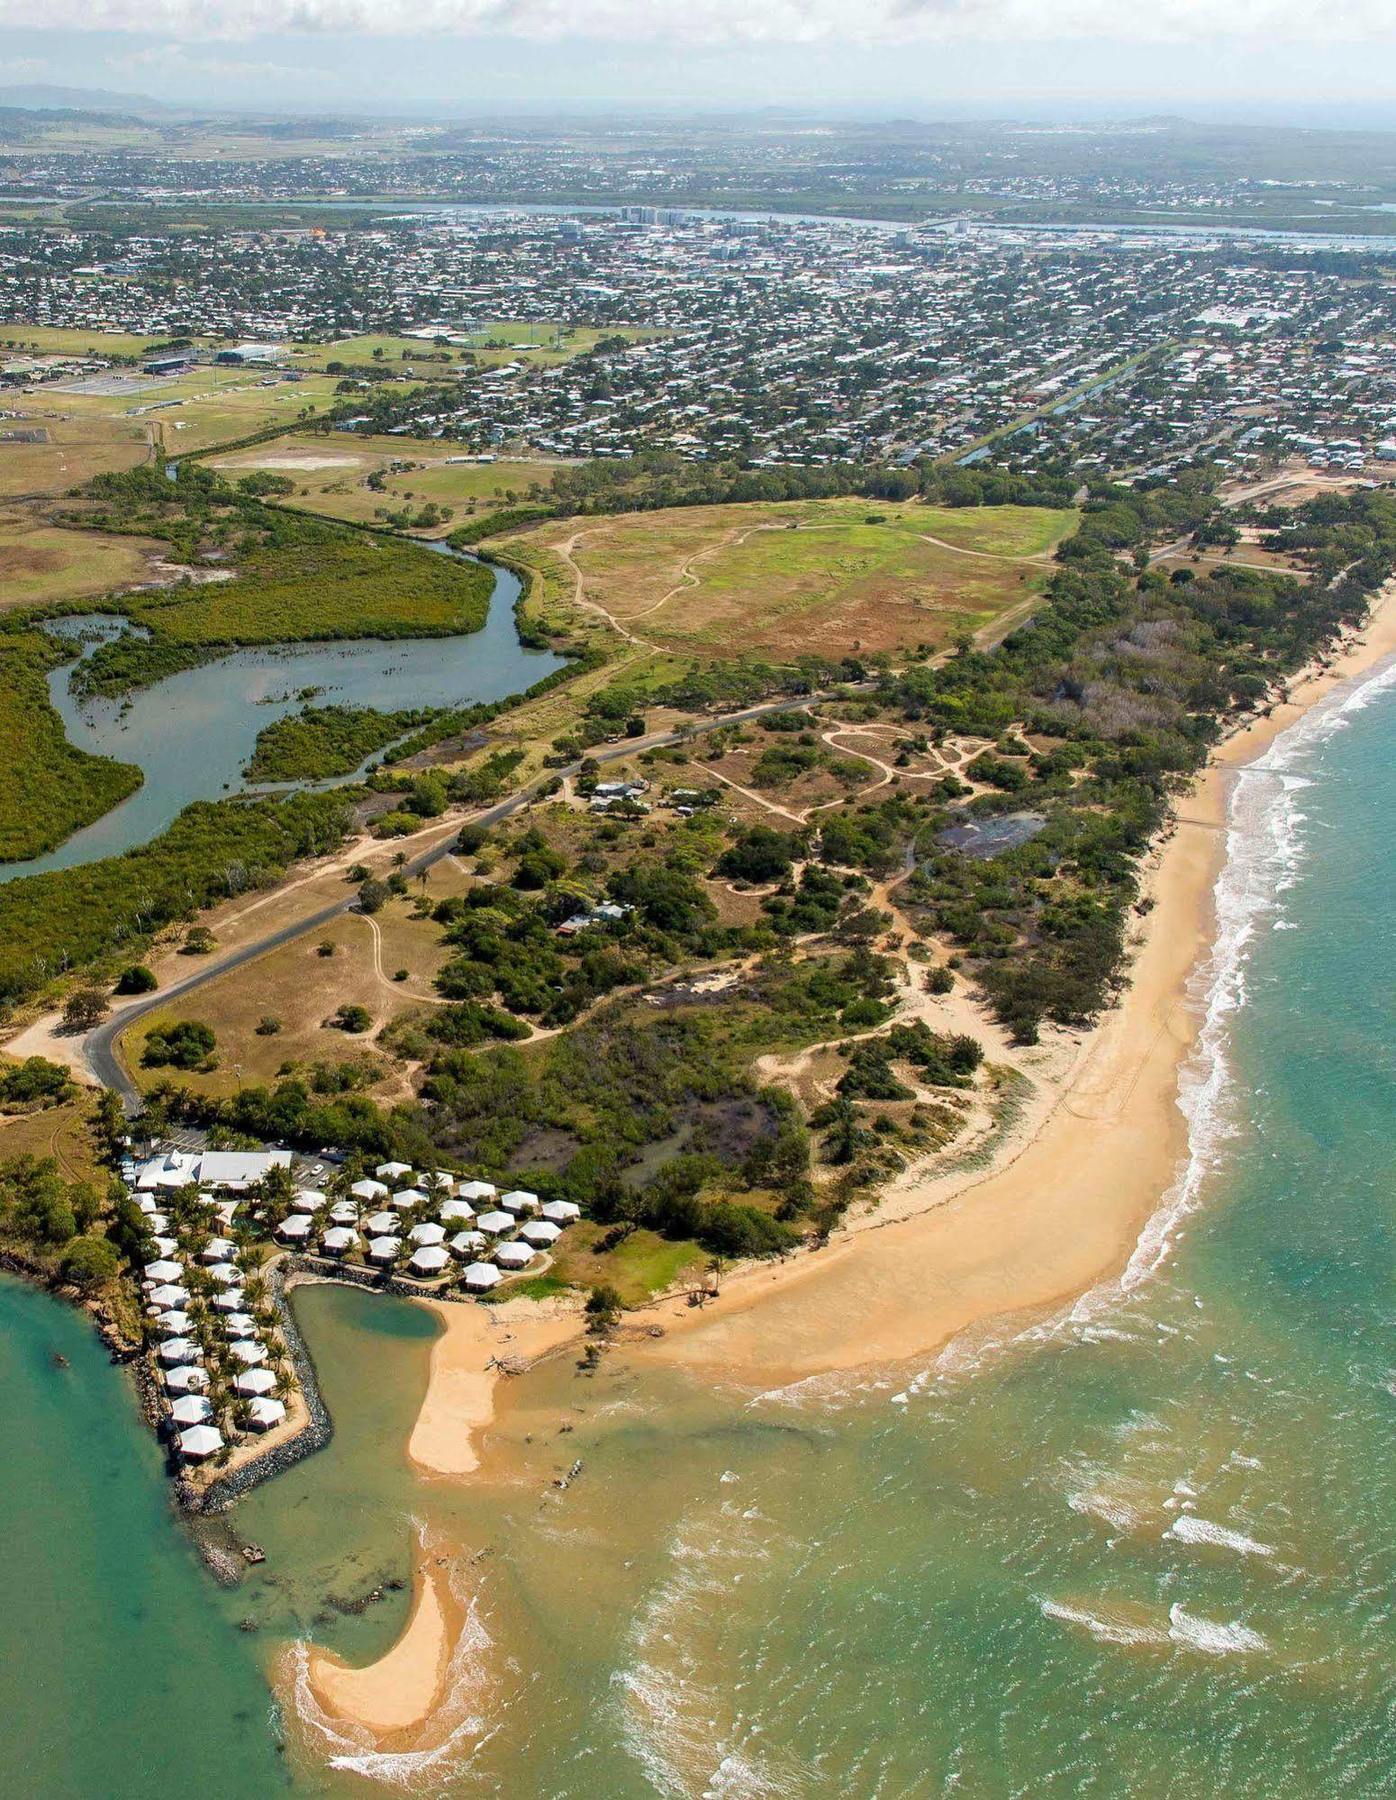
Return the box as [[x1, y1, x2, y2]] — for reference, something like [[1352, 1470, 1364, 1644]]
[[6, 551, 564, 885]]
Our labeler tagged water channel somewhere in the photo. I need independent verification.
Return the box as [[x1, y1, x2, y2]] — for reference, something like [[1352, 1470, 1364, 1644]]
[[6, 549, 566, 885]]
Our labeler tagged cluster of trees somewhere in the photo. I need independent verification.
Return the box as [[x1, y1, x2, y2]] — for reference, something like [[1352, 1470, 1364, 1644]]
[[0, 1153, 118, 1291], [245, 703, 439, 782], [141, 1019, 217, 1070]]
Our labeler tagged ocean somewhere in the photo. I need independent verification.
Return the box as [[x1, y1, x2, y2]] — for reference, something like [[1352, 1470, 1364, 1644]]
[[6, 655, 1396, 1796]]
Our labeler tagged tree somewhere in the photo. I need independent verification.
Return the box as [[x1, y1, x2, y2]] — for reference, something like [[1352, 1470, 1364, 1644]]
[[62, 988, 109, 1033], [357, 878, 390, 914], [142, 1020, 217, 1070], [585, 1283, 622, 1334], [61, 1234, 119, 1291], [114, 964, 158, 996]]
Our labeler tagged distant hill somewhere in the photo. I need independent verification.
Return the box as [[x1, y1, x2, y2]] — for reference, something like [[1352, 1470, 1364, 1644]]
[[0, 83, 173, 117]]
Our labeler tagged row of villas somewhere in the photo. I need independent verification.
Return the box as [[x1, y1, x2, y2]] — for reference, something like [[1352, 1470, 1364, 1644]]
[[124, 1148, 580, 1472]]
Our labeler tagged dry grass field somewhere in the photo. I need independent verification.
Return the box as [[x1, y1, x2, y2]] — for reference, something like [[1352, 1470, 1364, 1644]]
[[0, 513, 162, 608], [0, 416, 153, 499], [516, 497, 1078, 660], [209, 436, 575, 529]]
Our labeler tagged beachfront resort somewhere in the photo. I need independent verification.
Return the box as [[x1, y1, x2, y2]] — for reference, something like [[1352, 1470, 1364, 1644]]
[[127, 1144, 577, 1483]]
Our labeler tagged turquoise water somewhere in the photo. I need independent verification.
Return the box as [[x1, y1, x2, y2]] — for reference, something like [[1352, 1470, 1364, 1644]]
[[7, 656, 1396, 1795], [5, 555, 563, 883]]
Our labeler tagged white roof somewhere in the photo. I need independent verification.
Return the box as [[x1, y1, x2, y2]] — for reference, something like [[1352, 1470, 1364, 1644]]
[[500, 1189, 540, 1213], [367, 1235, 401, 1261], [228, 1339, 267, 1366], [211, 1288, 246, 1311], [540, 1200, 581, 1223], [376, 1161, 413, 1181], [155, 1309, 193, 1336], [197, 1149, 292, 1190], [409, 1246, 450, 1274], [170, 1394, 213, 1426], [409, 1220, 446, 1245], [207, 1262, 241, 1286], [364, 1210, 399, 1234], [233, 1367, 277, 1396], [463, 1262, 502, 1290], [476, 1210, 514, 1235], [164, 1365, 210, 1394], [199, 1238, 236, 1262], [146, 1283, 189, 1308], [136, 1150, 200, 1190], [393, 1188, 429, 1208], [450, 1230, 486, 1256], [151, 1237, 178, 1258], [440, 1198, 476, 1223], [321, 1227, 358, 1253], [495, 1241, 535, 1269], [456, 1180, 497, 1201], [295, 1189, 328, 1210], [277, 1215, 313, 1240], [178, 1424, 224, 1458], [328, 1201, 359, 1225], [520, 1220, 562, 1246], [143, 1258, 183, 1281], [351, 1178, 390, 1201], [248, 1396, 287, 1429], [223, 1313, 256, 1337], [157, 1337, 200, 1365], [145, 1214, 170, 1234]]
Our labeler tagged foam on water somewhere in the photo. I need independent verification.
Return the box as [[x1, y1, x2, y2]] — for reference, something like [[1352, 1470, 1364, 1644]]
[[1039, 1599, 1170, 1649], [933, 649, 1396, 1381], [1166, 1604, 1268, 1657], [282, 1521, 500, 1790], [1165, 1515, 1277, 1560]]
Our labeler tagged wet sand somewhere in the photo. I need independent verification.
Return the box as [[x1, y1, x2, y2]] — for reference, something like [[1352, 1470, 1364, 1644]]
[[307, 1554, 454, 1736], [408, 1295, 579, 1480], [639, 583, 1396, 1387]]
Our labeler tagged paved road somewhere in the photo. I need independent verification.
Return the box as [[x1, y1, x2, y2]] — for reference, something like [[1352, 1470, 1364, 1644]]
[[85, 686, 866, 1109]]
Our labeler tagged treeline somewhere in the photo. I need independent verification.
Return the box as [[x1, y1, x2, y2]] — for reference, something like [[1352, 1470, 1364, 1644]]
[[0, 791, 350, 1009], [874, 479, 1385, 1041]]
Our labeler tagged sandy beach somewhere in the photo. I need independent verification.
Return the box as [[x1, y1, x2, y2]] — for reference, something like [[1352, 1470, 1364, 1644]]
[[307, 1552, 456, 1737], [635, 581, 1396, 1387], [407, 1295, 579, 1480]]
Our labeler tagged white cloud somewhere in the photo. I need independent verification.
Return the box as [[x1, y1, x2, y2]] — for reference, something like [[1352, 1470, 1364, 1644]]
[[1, 0, 1393, 44]]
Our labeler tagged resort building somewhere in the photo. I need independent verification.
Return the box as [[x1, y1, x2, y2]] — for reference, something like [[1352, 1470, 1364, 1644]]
[[177, 1424, 224, 1462], [463, 1262, 503, 1292], [409, 1245, 450, 1278], [247, 1397, 287, 1432]]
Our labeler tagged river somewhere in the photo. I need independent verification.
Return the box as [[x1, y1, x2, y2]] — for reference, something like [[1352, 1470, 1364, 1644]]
[[6, 552, 565, 884]]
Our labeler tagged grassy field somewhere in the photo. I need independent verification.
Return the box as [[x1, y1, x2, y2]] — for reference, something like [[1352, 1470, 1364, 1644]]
[[0, 417, 153, 499], [209, 437, 575, 530], [0, 513, 159, 608], [117, 876, 466, 1100], [0, 327, 221, 359], [513, 497, 1078, 660], [4, 366, 410, 457], [291, 323, 657, 373]]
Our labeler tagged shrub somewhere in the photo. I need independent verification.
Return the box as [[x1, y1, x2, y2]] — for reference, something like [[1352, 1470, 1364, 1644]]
[[114, 964, 158, 995], [143, 1020, 217, 1070]]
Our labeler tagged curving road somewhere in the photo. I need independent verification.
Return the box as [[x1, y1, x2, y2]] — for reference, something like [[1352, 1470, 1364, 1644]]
[[84, 687, 870, 1109]]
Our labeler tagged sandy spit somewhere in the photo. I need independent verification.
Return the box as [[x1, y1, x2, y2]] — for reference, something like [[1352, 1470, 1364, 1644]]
[[307, 1553, 455, 1737], [407, 1295, 579, 1480], [634, 582, 1396, 1388]]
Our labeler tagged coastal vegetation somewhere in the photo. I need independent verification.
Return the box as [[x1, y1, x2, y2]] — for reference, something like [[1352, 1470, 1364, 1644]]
[[245, 704, 437, 781], [54, 465, 494, 699], [0, 628, 143, 861]]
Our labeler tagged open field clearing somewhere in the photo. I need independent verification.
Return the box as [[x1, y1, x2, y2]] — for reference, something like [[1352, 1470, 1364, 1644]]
[[210, 437, 575, 529], [517, 498, 1077, 659], [290, 322, 657, 373], [0, 513, 160, 607], [0, 326, 220, 359], [4, 367, 408, 456], [0, 417, 152, 498], [117, 883, 463, 1103]]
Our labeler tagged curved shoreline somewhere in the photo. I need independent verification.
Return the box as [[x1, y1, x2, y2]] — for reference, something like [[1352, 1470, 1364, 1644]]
[[626, 582, 1396, 1388]]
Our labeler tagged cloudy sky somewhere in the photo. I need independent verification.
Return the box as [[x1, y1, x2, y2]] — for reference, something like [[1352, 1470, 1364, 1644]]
[[2, 0, 1394, 119]]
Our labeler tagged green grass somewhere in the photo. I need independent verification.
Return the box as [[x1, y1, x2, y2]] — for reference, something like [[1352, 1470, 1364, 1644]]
[[0, 632, 142, 863]]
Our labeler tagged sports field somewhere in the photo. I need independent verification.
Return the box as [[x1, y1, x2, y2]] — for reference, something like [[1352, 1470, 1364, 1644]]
[[292, 322, 657, 373], [518, 497, 1078, 659], [0, 417, 153, 499]]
